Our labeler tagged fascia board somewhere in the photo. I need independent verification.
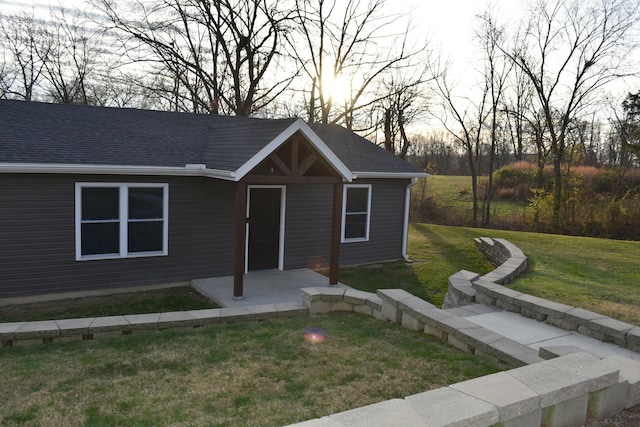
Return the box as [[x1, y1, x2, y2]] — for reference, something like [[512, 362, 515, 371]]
[[0, 163, 237, 181], [352, 171, 429, 179], [233, 118, 354, 182]]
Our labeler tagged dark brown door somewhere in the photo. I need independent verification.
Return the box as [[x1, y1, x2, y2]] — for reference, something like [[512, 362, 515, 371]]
[[248, 187, 282, 271]]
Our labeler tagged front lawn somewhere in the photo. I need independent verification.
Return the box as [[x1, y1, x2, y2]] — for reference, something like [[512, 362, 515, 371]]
[[0, 313, 503, 427]]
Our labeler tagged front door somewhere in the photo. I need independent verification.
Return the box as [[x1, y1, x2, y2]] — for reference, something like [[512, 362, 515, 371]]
[[247, 186, 284, 271]]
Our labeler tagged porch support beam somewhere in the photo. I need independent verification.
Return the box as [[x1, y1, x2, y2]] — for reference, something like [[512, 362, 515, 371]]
[[233, 181, 247, 298], [329, 181, 343, 285], [243, 175, 340, 184]]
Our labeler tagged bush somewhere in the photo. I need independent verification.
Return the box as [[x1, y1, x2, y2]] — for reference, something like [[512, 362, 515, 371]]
[[593, 167, 622, 194], [419, 168, 640, 240], [492, 162, 537, 201]]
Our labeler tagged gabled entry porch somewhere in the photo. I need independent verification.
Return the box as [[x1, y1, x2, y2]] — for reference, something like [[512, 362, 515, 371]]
[[232, 130, 351, 299]]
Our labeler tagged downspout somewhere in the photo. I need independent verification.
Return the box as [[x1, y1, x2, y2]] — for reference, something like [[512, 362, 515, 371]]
[[402, 176, 422, 261]]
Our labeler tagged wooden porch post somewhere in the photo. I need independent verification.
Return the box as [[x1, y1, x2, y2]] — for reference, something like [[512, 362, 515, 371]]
[[233, 181, 247, 298], [329, 181, 343, 285]]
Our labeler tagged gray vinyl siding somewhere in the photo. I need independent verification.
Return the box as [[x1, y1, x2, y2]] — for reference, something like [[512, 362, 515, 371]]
[[340, 179, 409, 266], [284, 179, 409, 270], [0, 174, 234, 297], [0, 174, 408, 298], [284, 184, 332, 269]]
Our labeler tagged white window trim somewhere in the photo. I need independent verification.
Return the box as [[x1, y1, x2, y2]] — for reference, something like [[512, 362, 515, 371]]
[[75, 182, 169, 261], [341, 184, 372, 243]]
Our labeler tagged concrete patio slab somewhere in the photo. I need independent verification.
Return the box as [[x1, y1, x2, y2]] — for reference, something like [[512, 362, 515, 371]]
[[193, 269, 349, 308]]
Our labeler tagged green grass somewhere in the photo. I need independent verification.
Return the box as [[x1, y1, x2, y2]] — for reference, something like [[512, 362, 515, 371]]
[[342, 223, 640, 325], [0, 287, 217, 323], [339, 225, 494, 306], [413, 175, 532, 220], [0, 313, 504, 427]]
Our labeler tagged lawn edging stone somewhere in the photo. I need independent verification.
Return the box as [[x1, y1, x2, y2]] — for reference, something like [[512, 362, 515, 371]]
[[0, 302, 309, 346]]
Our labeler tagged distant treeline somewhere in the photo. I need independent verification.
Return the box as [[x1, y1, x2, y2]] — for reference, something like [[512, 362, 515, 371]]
[[411, 162, 640, 240]]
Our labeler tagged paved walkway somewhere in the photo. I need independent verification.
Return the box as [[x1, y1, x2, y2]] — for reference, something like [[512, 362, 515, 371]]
[[447, 303, 640, 362]]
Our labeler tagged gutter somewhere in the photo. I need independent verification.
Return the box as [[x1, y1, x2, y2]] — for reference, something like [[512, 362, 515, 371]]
[[401, 175, 429, 261], [352, 171, 429, 180], [0, 163, 237, 181]]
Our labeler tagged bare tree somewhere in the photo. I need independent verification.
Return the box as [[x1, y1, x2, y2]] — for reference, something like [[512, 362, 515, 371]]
[[291, 0, 426, 129], [94, 0, 294, 115], [502, 0, 640, 231], [0, 11, 51, 101], [430, 57, 491, 226], [502, 57, 536, 162], [376, 75, 424, 159], [476, 8, 511, 226], [0, 52, 14, 98], [38, 6, 105, 104]]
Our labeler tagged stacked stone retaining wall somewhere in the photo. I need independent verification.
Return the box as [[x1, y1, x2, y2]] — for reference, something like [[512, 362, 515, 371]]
[[443, 237, 640, 352]]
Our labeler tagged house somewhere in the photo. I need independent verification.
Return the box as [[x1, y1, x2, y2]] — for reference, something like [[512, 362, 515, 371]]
[[0, 99, 426, 299]]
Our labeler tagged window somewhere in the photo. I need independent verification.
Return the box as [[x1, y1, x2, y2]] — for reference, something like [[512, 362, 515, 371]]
[[76, 183, 168, 260], [341, 184, 371, 242]]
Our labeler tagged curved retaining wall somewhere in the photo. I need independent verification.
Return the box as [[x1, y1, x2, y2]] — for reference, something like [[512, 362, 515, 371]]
[[296, 286, 640, 427], [443, 237, 640, 353]]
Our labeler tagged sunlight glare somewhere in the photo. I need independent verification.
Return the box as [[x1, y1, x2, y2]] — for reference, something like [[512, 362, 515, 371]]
[[321, 72, 350, 102]]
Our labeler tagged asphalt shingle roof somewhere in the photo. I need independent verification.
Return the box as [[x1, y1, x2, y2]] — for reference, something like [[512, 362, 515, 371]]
[[0, 100, 421, 176]]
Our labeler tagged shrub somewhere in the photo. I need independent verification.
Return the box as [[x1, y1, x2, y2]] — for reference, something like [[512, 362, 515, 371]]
[[593, 167, 623, 194], [493, 162, 538, 202]]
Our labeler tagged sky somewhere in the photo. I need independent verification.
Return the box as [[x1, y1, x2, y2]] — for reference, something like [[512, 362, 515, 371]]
[[0, 0, 534, 134], [0, 0, 521, 79], [403, 0, 523, 74]]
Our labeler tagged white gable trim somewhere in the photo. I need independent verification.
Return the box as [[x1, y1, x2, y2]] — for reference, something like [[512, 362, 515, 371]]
[[233, 119, 353, 182]]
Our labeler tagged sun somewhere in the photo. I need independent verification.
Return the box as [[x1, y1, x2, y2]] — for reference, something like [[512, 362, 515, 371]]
[[321, 72, 350, 102]]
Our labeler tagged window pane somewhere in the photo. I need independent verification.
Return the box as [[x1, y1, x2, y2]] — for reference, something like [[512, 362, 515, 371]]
[[129, 187, 164, 219], [82, 188, 119, 220], [81, 222, 119, 255], [346, 188, 368, 213], [128, 221, 163, 252], [345, 214, 367, 239]]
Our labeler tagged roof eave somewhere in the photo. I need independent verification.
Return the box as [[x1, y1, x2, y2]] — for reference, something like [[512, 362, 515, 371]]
[[0, 163, 237, 181]]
